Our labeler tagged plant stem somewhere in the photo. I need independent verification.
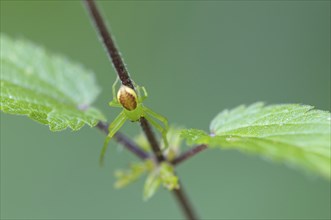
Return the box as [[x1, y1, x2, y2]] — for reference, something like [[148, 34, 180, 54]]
[[84, 1, 198, 219], [173, 186, 197, 220], [139, 117, 165, 162], [96, 121, 149, 160], [172, 144, 207, 166], [84, 0, 134, 90], [140, 119, 198, 220]]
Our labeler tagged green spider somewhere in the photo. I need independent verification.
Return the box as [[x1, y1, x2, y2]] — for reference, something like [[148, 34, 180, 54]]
[[100, 78, 169, 165]]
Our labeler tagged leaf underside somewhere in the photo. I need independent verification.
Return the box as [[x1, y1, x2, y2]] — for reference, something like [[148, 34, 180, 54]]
[[181, 103, 331, 178], [0, 34, 105, 131]]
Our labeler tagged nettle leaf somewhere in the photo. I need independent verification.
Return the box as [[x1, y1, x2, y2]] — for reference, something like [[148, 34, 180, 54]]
[[114, 160, 153, 189], [181, 103, 331, 178], [143, 162, 179, 200], [115, 159, 179, 200], [0, 34, 105, 131], [144, 170, 162, 201]]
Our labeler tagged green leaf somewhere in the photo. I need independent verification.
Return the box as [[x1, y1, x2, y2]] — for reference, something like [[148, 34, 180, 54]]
[[158, 162, 179, 191], [143, 170, 162, 201], [143, 162, 179, 200], [0, 34, 105, 131], [181, 103, 331, 178], [114, 160, 153, 189]]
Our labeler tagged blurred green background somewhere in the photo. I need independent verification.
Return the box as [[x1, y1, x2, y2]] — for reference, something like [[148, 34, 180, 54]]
[[1, 1, 330, 219]]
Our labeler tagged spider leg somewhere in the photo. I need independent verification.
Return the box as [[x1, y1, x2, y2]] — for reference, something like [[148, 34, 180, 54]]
[[109, 77, 120, 107], [144, 110, 169, 148], [99, 110, 127, 166], [136, 85, 148, 102], [112, 77, 119, 98], [144, 106, 168, 131], [139, 86, 148, 102], [109, 101, 122, 107]]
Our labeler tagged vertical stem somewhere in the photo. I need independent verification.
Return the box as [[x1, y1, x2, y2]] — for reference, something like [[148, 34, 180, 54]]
[[173, 187, 197, 220], [140, 118, 198, 220], [139, 117, 165, 162], [84, 1, 198, 219], [84, 0, 134, 89]]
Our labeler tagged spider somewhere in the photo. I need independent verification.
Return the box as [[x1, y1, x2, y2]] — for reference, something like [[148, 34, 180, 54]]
[[100, 78, 169, 165]]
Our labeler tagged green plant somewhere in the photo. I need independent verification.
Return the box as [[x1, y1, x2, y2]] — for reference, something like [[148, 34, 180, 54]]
[[1, 1, 330, 219]]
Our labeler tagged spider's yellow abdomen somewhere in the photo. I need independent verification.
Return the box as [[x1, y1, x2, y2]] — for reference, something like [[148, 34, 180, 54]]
[[117, 85, 138, 111]]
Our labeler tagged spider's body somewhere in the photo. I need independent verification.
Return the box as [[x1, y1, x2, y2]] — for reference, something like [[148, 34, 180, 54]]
[[99, 79, 169, 165], [117, 85, 138, 112]]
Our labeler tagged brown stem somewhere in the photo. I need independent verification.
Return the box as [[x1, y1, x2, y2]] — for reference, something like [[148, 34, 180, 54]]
[[139, 117, 165, 162], [97, 120, 198, 220], [173, 186, 197, 220], [96, 121, 149, 160], [139, 120, 198, 220], [172, 144, 208, 166], [84, 1, 198, 219], [84, 0, 134, 89]]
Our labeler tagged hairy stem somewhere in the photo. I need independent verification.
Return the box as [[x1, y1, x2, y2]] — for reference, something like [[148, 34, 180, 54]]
[[140, 120, 198, 220], [96, 121, 149, 160], [173, 186, 197, 220], [84, 0, 134, 89], [84, 1, 198, 219], [139, 117, 165, 162], [172, 144, 207, 165]]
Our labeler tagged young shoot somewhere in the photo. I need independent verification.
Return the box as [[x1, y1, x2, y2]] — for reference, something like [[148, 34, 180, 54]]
[[100, 78, 169, 165]]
